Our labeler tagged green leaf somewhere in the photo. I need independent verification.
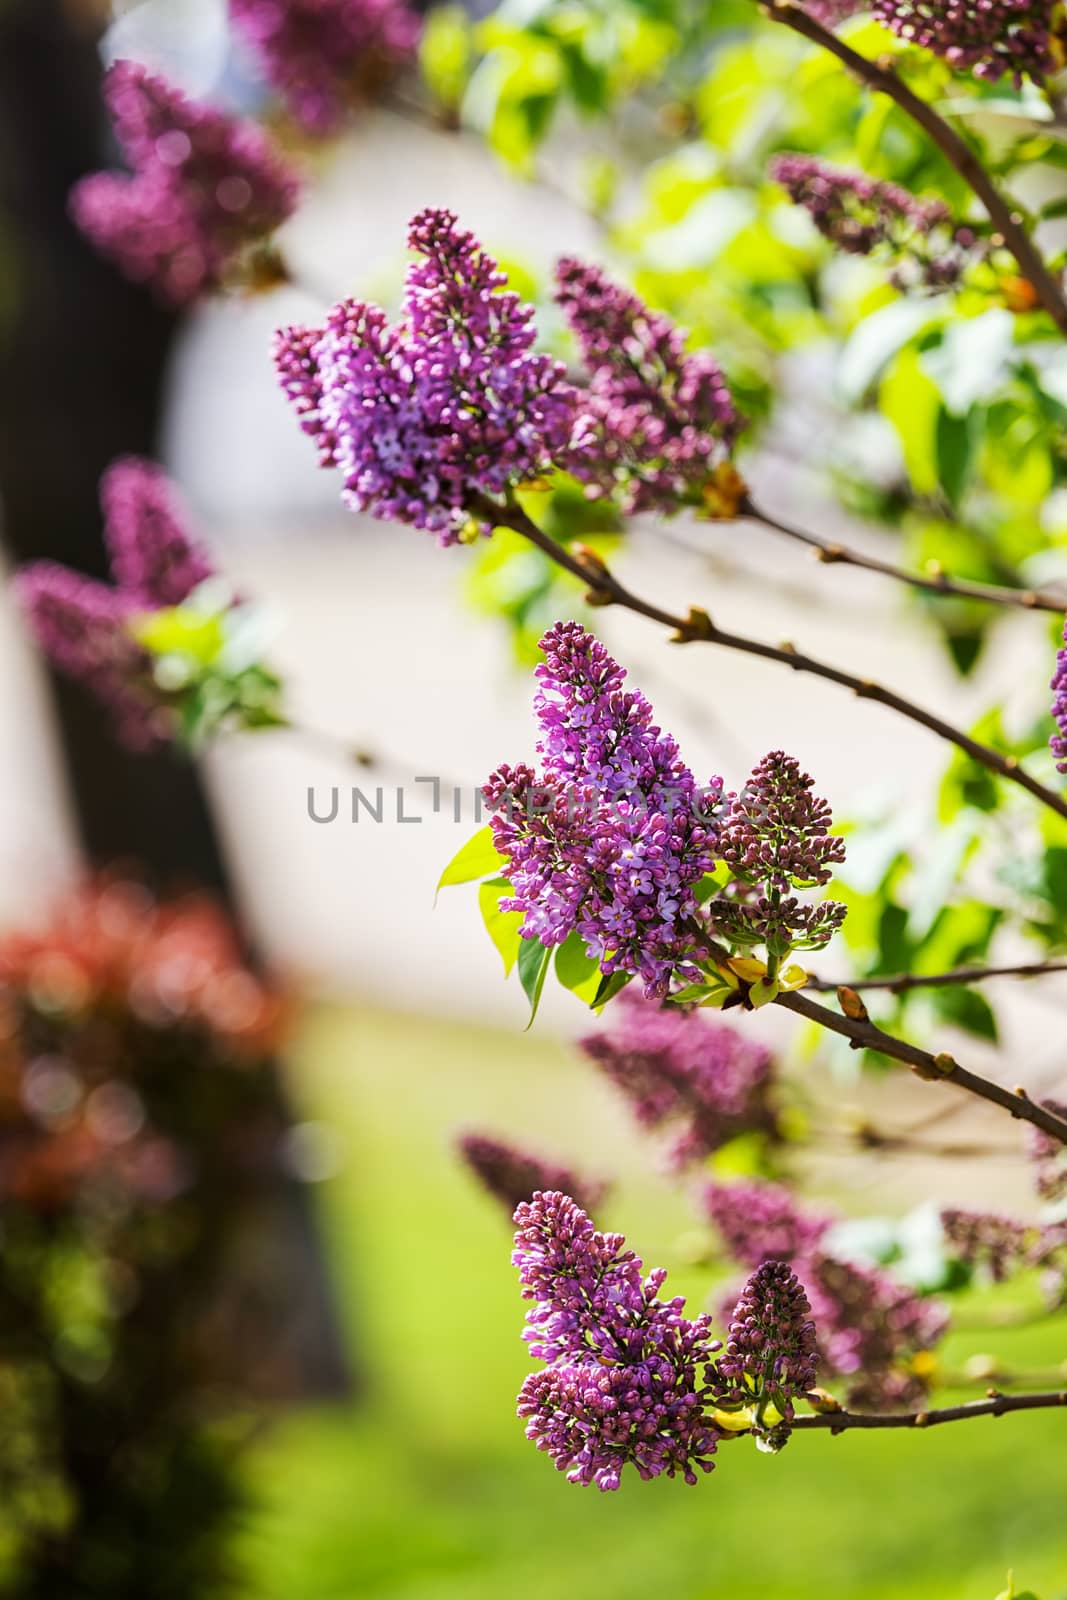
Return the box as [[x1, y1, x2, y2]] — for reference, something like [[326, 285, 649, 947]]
[[591, 970, 632, 1010], [554, 931, 600, 996], [437, 824, 504, 892], [517, 935, 553, 1028], [932, 985, 999, 1042], [478, 877, 524, 975], [419, 4, 471, 110], [935, 405, 976, 510]]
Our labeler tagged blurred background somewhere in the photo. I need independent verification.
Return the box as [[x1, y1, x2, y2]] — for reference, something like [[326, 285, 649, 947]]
[[0, 0, 1064, 1595]]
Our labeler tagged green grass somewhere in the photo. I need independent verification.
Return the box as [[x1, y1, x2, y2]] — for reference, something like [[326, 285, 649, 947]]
[[238, 1003, 1067, 1600]]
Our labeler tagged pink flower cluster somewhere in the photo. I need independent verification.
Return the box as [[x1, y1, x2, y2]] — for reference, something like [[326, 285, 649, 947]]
[[555, 257, 741, 514], [579, 989, 778, 1168], [230, 0, 421, 133], [484, 623, 722, 995], [70, 61, 299, 304], [14, 459, 215, 748], [274, 209, 577, 543], [458, 1132, 609, 1216], [513, 1190, 721, 1489], [872, 0, 1060, 85]]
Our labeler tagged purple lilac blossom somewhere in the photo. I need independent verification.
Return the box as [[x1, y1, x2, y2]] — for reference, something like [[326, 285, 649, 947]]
[[483, 623, 723, 997], [1027, 1098, 1067, 1200], [100, 458, 215, 607], [705, 1180, 947, 1410], [715, 1260, 818, 1449], [553, 257, 741, 515], [770, 154, 979, 290], [70, 61, 299, 305], [273, 209, 577, 543], [513, 1190, 721, 1488], [1050, 620, 1067, 774], [230, 0, 420, 133], [457, 1132, 608, 1216], [703, 1179, 834, 1267], [941, 1208, 1032, 1282], [579, 988, 778, 1168], [711, 750, 847, 959], [14, 458, 216, 749], [871, 0, 1060, 86]]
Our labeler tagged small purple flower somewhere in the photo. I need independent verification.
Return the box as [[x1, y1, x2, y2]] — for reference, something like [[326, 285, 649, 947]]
[[70, 61, 300, 305], [484, 623, 722, 996], [554, 257, 741, 516], [1050, 619, 1067, 774], [14, 458, 216, 749], [580, 988, 778, 1168], [714, 1260, 818, 1449], [513, 1190, 721, 1489], [941, 1208, 1032, 1282], [230, 0, 421, 134], [871, 0, 1060, 86], [703, 1179, 833, 1267], [274, 209, 577, 543], [711, 750, 846, 961], [458, 1132, 608, 1216]]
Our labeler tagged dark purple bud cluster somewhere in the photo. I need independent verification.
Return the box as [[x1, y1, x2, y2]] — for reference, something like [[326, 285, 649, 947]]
[[711, 751, 847, 960], [714, 1261, 818, 1451], [872, 0, 1062, 86], [1050, 621, 1067, 775], [941, 1208, 1032, 1282], [771, 154, 981, 291]]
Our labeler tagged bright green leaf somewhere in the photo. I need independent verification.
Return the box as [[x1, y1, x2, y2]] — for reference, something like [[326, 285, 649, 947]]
[[437, 824, 505, 892]]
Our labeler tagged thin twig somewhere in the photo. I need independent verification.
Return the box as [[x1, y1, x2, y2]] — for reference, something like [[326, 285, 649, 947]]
[[777, 988, 1067, 1147], [791, 1389, 1067, 1433], [744, 499, 1067, 614], [806, 960, 1067, 993], [485, 497, 1067, 824], [763, 0, 1067, 338]]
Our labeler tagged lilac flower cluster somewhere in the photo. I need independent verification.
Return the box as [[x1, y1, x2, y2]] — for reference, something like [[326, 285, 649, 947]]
[[871, 0, 1061, 86], [711, 751, 847, 962], [805, 0, 861, 22], [484, 623, 722, 996], [458, 1132, 608, 1216], [554, 258, 742, 516], [941, 1208, 1032, 1282], [1050, 620, 1067, 774], [703, 1179, 834, 1267], [706, 1180, 947, 1410], [70, 61, 299, 305], [714, 1261, 818, 1450], [770, 154, 980, 291], [230, 0, 420, 133], [579, 989, 778, 1168], [275, 209, 577, 543], [513, 1190, 721, 1489], [14, 460, 216, 748], [1027, 1099, 1067, 1201]]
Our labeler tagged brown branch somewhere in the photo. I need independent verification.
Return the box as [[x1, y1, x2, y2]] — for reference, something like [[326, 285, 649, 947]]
[[806, 960, 1067, 993], [486, 497, 1067, 825], [776, 988, 1067, 1146], [744, 499, 1067, 615], [762, 0, 1067, 338], [791, 1389, 1067, 1434]]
